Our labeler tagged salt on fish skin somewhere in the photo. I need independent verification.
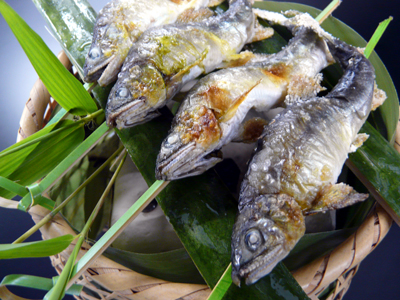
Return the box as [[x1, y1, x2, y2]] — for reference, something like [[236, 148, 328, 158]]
[[105, 0, 274, 129], [155, 20, 334, 181], [83, 0, 218, 87], [231, 35, 375, 286]]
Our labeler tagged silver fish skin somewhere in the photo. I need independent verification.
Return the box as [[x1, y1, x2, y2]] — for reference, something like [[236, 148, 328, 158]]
[[106, 0, 256, 129], [83, 0, 213, 87], [156, 26, 333, 180], [231, 37, 375, 286]]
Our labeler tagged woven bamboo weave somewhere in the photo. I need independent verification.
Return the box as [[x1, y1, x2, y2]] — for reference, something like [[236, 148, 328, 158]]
[[19, 51, 395, 300]]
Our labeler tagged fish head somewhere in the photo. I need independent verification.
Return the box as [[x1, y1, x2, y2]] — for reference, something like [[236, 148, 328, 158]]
[[231, 194, 305, 286], [106, 61, 167, 129], [156, 105, 222, 180], [84, 14, 133, 86]]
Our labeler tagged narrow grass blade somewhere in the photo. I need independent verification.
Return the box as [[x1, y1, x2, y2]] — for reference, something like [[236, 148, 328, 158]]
[[38, 122, 109, 195], [0, 0, 97, 115], [207, 264, 232, 300], [0, 275, 82, 296], [67, 180, 169, 288], [0, 177, 27, 197], [364, 17, 393, 59], [0, 120, 85, 199], [46, 152, 127, 299], [14, 146, 123, 243], [315, 0, 341, 23], [0, 235, 75, 259]]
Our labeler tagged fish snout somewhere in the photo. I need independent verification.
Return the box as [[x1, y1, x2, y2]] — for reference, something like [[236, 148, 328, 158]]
[[156, 136, 222, 181]]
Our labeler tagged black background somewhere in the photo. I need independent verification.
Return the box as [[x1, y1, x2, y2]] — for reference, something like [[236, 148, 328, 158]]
[[0, 0, 399, 299]]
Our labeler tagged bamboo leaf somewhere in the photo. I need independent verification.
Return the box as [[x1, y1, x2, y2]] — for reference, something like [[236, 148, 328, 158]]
[[0, 120, 85, 199], [0, 275, 82, 296], [0, 0, 97, 115], [348, 122, 400, 225], [103, 246, 204, 284], [32, 0, 97, 79], [0, 235, 75, 259]]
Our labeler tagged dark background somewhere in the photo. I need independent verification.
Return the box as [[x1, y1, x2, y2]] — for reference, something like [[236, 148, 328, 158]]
[[0, 0, 399, 299]]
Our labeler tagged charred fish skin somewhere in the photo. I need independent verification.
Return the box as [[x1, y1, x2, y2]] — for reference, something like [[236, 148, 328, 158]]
[[155, 26, 333, 181], [83, 0, 213, 87], [106, 0, 257, 129], [231, 37, 375, 286]]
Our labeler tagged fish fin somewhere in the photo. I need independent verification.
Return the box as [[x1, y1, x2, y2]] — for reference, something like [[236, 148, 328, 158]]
[[218, 80, 262, 123], [220, 51, 257, 68], [176, 7, 215, 23], [249, 19, 274, 43], [371, 81, 387, 111], [304, 183, 368, 215], [349, 133, 369, 153], [232, 117, 268, 143]]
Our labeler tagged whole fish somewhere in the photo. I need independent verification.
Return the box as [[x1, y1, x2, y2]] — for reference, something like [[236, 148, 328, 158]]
[[156, 15, 334, 180], [106, 0, 274, 129], [83, 0, 220, 87], [231, 35, 375, 286]]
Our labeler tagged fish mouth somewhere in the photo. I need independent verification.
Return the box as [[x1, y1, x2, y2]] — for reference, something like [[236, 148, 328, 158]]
[[106, 97, 159, 129], [84, 54, 122, 86], [231, 244, 286, 286], [156, 141, 222, 181]]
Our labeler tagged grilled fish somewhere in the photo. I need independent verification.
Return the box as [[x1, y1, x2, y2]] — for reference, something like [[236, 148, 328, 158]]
[[106, 0, 274, 128], [83, 0, 218, 86], [156, 17, 334, 180], [231, 35, 375, 286]]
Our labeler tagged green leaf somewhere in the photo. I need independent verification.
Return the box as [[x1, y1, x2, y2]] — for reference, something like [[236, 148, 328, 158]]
[[103, 246, 204, 284], [0, 235, 74, 259], [255, 1, 399, 144], [348, 122, 400, 225], [32, 0, 97, 79], [364, 17, 393, 59], [0, 274, 82, 296], [0, 120, 85, 199], [0, 0, 97, 115], [37, 121, 109, 195]]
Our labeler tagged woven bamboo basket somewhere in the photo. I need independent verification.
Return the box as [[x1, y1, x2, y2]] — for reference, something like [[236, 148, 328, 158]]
[[18, 51, 396, 300]]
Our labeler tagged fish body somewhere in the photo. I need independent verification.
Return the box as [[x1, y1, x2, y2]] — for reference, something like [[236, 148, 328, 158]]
[[231, 37, 375, 286], [106, 0, 257, 128], [83, 0, 213, 86], [156, 26, 333, 180]]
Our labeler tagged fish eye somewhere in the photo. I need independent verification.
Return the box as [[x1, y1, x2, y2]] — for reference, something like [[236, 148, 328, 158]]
[[245, 229, 263, 251], [88, 47, 101, 60], [116, 87, 130, 98], [142, 199, 158, 213]]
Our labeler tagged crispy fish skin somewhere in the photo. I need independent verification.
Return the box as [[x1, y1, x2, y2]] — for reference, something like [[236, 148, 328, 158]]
[[231, 37, 375, 286], [83, 0, 213, 87], [106, 0, 257, 129], [156, 26, 333, 180]]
